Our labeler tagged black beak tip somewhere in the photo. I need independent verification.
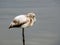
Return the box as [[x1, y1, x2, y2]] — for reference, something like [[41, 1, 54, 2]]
[[8, 27, 10, 29], [8, 26, 12, 29]]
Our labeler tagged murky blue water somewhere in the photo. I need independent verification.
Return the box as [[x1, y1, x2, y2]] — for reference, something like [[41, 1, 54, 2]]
[[0, 0, 60, 45]]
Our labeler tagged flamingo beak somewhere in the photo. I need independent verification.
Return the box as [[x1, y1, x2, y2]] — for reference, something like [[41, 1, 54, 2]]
[[8, 21, 16, 29], [8, 24, 13, 29]]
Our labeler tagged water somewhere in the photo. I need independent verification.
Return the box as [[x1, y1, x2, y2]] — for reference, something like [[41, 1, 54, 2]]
[[0, 0, 60, 45]]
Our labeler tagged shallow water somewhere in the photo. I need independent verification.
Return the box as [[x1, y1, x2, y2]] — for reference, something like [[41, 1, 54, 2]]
[[0, 0, 60, 45]]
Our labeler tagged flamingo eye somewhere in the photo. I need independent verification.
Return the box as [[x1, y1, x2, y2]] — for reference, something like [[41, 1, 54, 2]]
[[13, 20, 17, 23]]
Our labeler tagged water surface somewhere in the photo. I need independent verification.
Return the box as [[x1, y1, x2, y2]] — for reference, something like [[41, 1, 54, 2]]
[[0, 0, 60, 45]]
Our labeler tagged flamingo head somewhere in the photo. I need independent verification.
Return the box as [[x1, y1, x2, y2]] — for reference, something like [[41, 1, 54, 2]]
[[9, 20, 19, 29]]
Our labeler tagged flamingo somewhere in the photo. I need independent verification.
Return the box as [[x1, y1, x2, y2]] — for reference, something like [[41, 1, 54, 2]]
[[8, 12, 36, 45]]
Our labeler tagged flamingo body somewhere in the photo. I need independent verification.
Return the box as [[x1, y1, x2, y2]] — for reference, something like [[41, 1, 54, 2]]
[[9, 13, 36, 29]]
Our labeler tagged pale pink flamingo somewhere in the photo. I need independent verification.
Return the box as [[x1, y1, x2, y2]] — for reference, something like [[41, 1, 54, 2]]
[[9, 12, 36, 45]]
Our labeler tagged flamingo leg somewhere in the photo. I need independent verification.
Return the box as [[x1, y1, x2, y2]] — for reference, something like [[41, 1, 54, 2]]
[[22, 28, 25, 45]]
